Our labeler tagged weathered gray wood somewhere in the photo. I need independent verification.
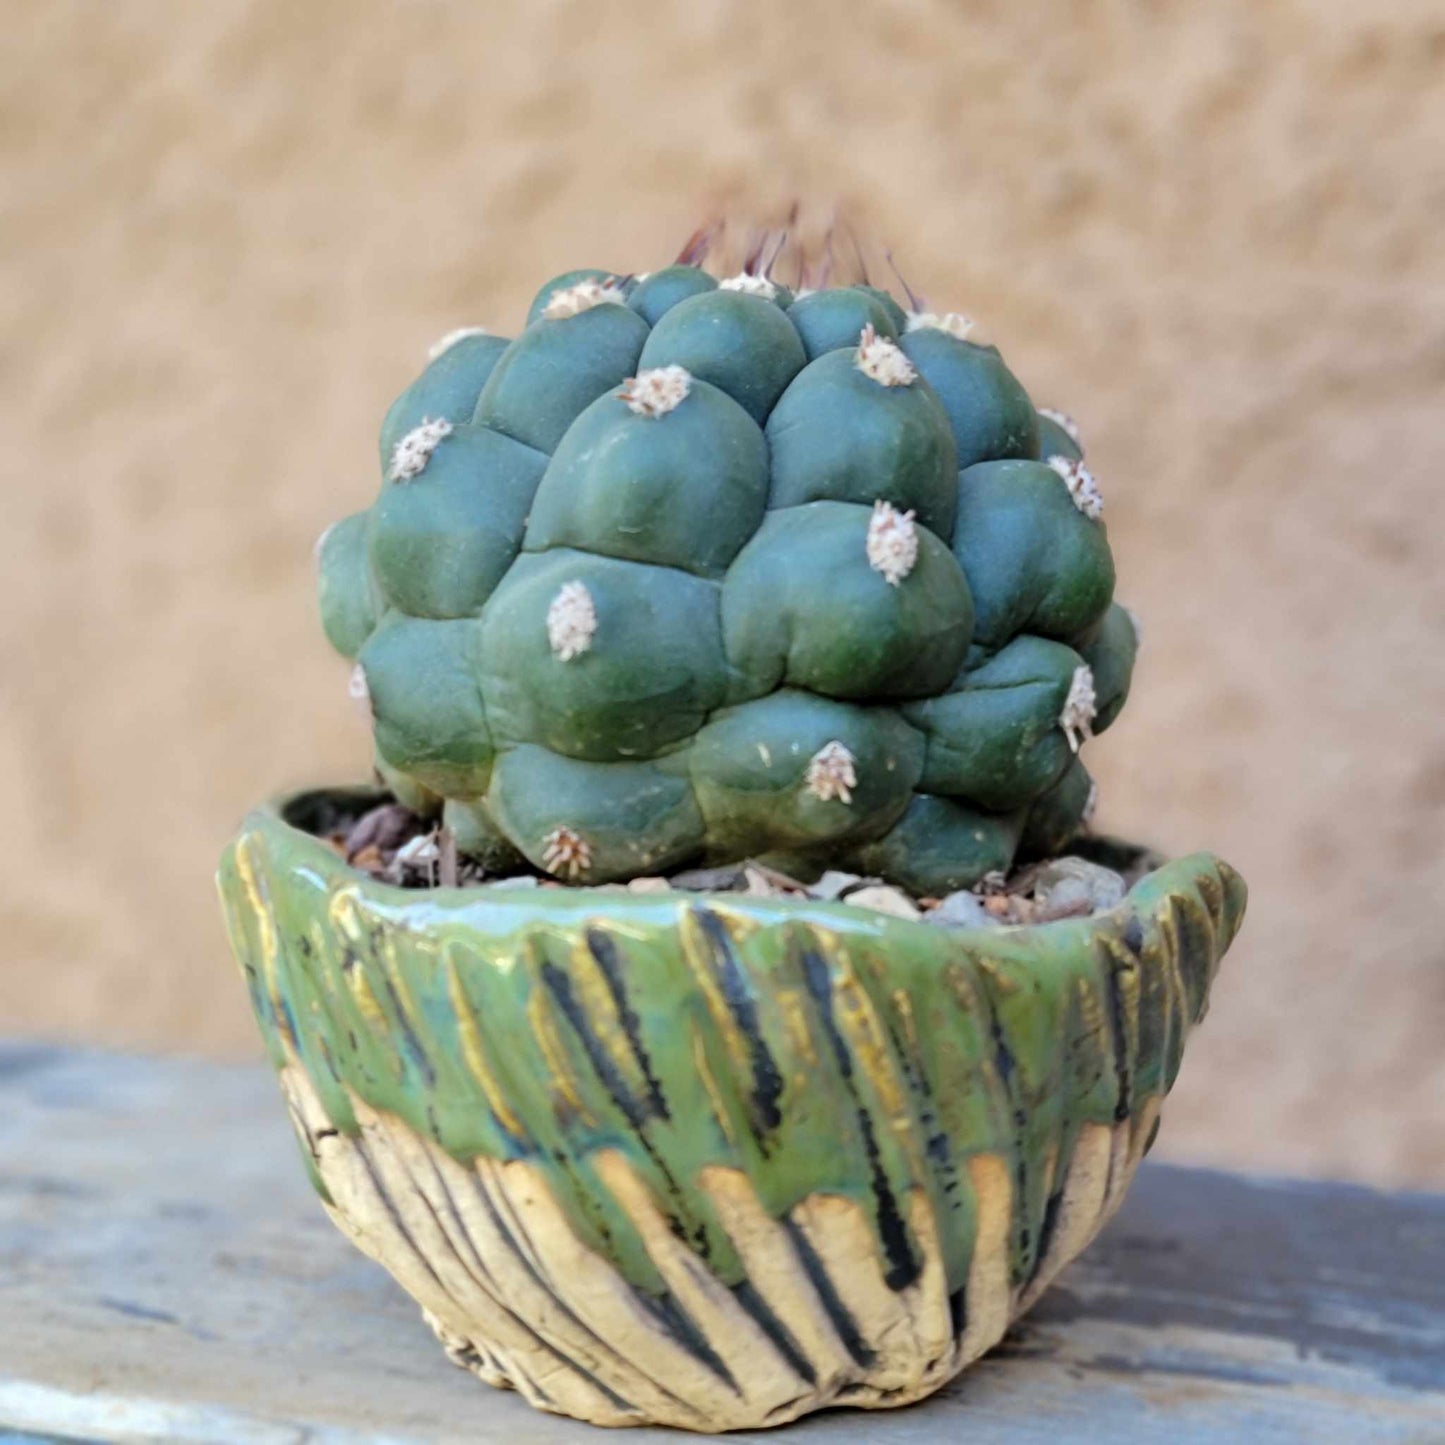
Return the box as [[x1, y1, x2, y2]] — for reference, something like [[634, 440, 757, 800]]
[[0, 1044, 1441, 1443]]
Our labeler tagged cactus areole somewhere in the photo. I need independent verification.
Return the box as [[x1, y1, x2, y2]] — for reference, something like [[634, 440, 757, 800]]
[[317, 261, 1148, 895], [224, 245, 1245, 1432]]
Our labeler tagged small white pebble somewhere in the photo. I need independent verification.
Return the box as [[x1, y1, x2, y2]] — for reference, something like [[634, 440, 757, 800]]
[[926, 891, 999, 929], [718, 272, 778, 300], [806, 740, 858, 804], [389, 417, 453, 482], [395, 833, 440, 867], [541, 825, 592, 879], [546, 580, 597, 661], [810, 869, 866, 902], [618, 365, 692, 418], [866, 499, 919, 586], [856, 324, 917, 387], [1046, 455, 1105, 521], [1034, 856, 1127, 912], [626, 876, 672, 894], [427, 326, 488, 361], [844, 885, 922, 921], [541, 278, 625, 321], [1060, 665, 1098, 752]]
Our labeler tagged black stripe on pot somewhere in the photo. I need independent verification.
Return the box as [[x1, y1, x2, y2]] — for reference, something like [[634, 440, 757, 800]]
[[350, 1134, 451, 1296], [379, 974, 437, 1088], [459, 1167, 679, 1416], [1031, 1183, 1067, 1289], [986, 1010, 1033, 1271], [692, 908, 785, 1143], [781, 1216, 877, 1367], [537, 958, 716, 1266], [1121, 914, 1145, 957], [1101, 947, 1134, 1125], [634, 1290, 742, 1393], [586, 927, 670, 1121], [799, 946, 920, 1294], [730, 1279, 817, 1384], [356, 1131, 607, 1408], [875, 994, 959, 1198], [1169, 893, 1216, 1022], [541, 961, 653, 1132]]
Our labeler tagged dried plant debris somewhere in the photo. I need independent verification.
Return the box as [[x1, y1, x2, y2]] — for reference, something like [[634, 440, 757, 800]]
[[320, 797, 1132, 928]]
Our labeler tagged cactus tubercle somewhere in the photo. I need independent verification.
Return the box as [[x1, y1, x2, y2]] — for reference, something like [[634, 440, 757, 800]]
[[427, 326, 488, 361]]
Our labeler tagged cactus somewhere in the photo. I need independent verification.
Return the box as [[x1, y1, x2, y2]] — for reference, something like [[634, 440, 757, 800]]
[[318, 254, 1139, 894]]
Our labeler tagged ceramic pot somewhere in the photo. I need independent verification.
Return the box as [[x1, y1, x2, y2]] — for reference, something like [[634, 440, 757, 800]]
[[218, 786, 1246, 1432]]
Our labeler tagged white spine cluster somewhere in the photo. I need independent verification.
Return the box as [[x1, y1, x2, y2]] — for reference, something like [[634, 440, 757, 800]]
[[546, 580, 598, 661], [906, 311, 982, 343], [1046, 455, 1105, 521], [1037, 407, 1083, 447], [866, 500, 920, 586], [718, 272, 778, 300], [389, 418, 453, 482], [619, 365, 692, 418], [426, 326, 488, 361], [1082, 778, 1100, 827], [1060, 665, 1098, 752], [348, 663, 370, 704], [855, 324, 917, 387], [806, 741, 857, 804], [541, 279, 625, 321], [542, 825, 592, 879]]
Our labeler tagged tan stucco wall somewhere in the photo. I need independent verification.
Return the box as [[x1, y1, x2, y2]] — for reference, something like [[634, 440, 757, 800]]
[[3, 1, 1442, 1185]]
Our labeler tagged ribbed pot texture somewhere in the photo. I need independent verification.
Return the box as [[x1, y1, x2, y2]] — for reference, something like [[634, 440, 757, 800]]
[[218, 788, 1246, 1431]]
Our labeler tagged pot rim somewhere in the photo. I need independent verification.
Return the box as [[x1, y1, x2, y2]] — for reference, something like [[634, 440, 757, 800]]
[[236, 782, 1234, 947]]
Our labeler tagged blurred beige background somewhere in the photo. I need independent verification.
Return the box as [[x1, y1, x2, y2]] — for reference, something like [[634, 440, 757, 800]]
[[2, 2, 1442, 1186]]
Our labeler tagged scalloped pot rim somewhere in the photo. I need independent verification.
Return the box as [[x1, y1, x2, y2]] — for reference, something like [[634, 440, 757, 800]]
[[237, 783, 1234, 945]]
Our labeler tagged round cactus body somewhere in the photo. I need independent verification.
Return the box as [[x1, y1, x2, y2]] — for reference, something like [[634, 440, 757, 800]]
[[319, 265, 1137, 892]]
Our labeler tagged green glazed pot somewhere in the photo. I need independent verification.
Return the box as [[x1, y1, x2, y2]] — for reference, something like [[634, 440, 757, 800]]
[[218, 787, 1246, 1432]]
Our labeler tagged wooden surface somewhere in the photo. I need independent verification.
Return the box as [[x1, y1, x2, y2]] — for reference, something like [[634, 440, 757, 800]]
[[0, 1044, 1441, 1443]]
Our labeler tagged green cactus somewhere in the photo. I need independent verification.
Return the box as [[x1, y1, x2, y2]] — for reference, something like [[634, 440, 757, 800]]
[[319, 264, 1139, 893]]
